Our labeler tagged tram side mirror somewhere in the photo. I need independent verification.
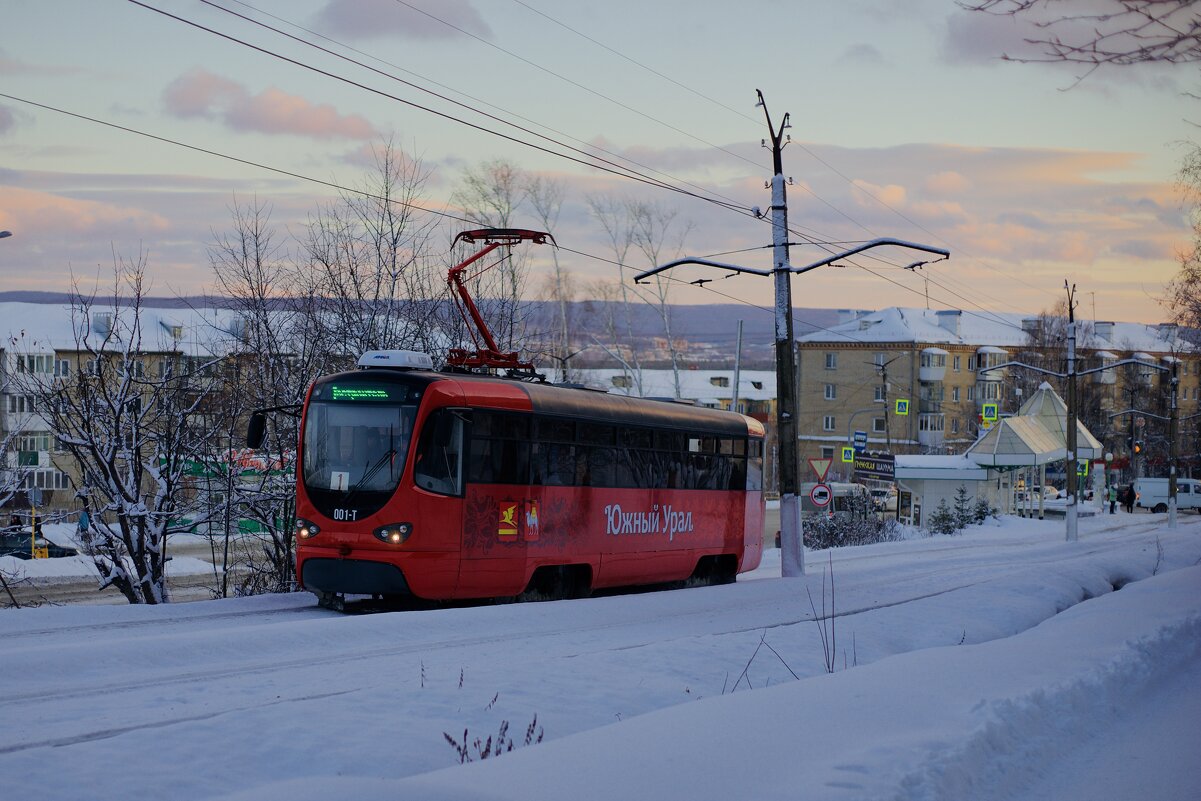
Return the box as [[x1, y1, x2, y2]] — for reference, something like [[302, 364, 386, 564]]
[[246, 412, 267, 449]]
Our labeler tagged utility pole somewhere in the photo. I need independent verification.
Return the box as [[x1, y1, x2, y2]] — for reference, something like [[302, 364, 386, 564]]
[[732, 319, 744, 414], [1169, 357, 1179, 528], [1065, 282, 1079, 542], [632, 92, 948, 577], [758, 90, 804, 577]]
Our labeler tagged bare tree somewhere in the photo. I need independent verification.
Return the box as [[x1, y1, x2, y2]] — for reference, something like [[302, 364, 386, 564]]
[[525, 175, 579, 381], [628, 199, 692, 399], [959, 1, 1201, 74], [451, 159, 531, 357], [13, 257, 216, 603], [1167, 147, 1201, 336], [298, 142, 444, 369], [586, 193, 644, 393], [207, 199, 309, 596]]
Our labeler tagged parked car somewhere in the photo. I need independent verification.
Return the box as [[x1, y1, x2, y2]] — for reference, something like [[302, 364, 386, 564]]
[[868, 486, 898, 512], [1015, 486, 1059, 502], [0, 529, 78, 559]]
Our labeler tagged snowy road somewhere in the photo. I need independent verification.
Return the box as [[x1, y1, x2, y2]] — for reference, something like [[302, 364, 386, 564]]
[[1, 513, 1199, 801]]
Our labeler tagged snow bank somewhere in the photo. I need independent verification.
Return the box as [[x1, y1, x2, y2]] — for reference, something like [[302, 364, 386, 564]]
[[218, 566, 1201, 801]]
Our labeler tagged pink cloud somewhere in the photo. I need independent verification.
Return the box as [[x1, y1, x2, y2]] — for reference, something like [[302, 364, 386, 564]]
[[925, 171, 971, 194], [0, 186, 169, 238], [312, 0, 491, 41], [162, 69, 379, 141]]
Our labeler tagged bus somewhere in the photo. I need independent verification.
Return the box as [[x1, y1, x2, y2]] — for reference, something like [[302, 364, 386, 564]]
[[257, 350, 766, 607]]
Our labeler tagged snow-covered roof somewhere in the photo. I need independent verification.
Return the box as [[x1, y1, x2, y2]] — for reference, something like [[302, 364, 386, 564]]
[[0, 301, 247, 357], [968, 384, 1103, 466], [797, 307, 1194, 354], [570, 369, 777, 403], [894, 454, 989, 480]]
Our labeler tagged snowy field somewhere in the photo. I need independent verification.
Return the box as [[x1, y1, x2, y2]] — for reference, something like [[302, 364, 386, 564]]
[[2, 512, 1199, 801]]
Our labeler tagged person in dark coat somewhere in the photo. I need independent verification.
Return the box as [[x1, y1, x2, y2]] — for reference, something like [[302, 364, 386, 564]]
[[1122, 485, 1135, 513]]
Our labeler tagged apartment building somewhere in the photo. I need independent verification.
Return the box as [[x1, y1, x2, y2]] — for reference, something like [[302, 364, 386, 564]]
[[1, 301, 241, 516], [795, 308, 1200, 478]]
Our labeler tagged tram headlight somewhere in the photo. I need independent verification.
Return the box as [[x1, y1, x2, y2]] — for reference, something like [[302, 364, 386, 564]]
[[295, 518, 321, 540], [373, 522, 413, 545]]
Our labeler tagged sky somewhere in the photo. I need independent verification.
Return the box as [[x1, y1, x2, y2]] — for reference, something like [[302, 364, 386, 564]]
[[2, 512, 1200, 800], [0, 0, 1195, 325]]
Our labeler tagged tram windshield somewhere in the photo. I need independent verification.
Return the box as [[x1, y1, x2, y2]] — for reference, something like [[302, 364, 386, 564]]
[[301, 378, 421, 502]]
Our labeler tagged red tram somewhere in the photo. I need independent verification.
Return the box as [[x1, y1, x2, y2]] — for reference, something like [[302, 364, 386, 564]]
[[278, 350, 765, 606]]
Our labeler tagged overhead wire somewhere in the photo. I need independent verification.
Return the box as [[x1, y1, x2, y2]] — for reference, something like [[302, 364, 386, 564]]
[[126, 0, 757, 219], [504, 0, 1062, 314], [45, 3, 1044, 335], [198, 0, 760, 220]]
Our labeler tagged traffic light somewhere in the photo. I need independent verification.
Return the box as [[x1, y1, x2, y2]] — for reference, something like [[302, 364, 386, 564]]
[[1133, 440, 1143, 455]]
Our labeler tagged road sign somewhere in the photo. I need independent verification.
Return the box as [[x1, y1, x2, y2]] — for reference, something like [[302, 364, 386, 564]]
[[895, 399, 910, 416], [808, 457, 831, 482], [841, 446, 855, 463], [810, 483, 832, 507], [982, 402, 999, 422], [853, 430, 868, 452]]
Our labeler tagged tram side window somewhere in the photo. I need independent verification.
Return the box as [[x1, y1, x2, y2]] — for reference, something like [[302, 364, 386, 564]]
[[415, 410, 465, 495], [468, 437, 529, 485], [747, 439, 764, 491]]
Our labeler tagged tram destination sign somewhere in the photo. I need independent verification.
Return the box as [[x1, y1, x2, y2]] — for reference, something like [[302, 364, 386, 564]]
[[327, 383, 402, 402], [853, 452, 895, 481]]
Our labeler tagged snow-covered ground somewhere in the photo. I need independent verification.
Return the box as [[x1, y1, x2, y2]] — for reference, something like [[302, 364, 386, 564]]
[[2, 512, 1199, 801]]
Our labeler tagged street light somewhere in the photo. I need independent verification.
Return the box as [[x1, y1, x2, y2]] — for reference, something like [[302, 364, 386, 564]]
[[635, 93, 949, 578]]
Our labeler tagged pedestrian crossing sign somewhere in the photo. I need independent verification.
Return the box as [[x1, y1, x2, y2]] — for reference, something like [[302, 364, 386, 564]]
[[982, 403, 999, 422], [895, 399, 909, 416], [841, 446, 855, 463]]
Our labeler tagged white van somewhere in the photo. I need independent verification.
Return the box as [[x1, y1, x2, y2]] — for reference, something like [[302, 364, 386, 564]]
[[1134, 478, 1201, 513]]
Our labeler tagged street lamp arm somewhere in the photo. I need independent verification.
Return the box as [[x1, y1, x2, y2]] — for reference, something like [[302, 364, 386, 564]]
[[978, 360, 1065, 378], [633, 257, 771, 284], [790, 238, 950, 275], [1077, 358, 1168, 378], [1107, 408, 1168, 422]]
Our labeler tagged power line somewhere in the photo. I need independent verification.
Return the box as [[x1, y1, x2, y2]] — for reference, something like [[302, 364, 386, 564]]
[[389, 0, 766, 174], [199, 0, 758, 220], [127, 0, 755, 218], [501, 2, 1058, 314]]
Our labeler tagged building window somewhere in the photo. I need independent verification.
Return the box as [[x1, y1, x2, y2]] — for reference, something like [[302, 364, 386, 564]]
[[953, 355, 961, 371], [6, 395, 36, 414], [951, 418, 960, 434], [751, 381, 763, 390], [981, 382, 1001, 401], [709, 376, 730, 388], [823, 415, 836, 431], [873, 352, 886, 368], [967, 385, 976, 401], [952, 386, 960, 402], [54, 359, 70, 377], [821, 446, 835, 460], [872, 417, 886, 433], [824, 383, 836, 400], [825, 353, 837, 370], [874, 385, 886, 402]]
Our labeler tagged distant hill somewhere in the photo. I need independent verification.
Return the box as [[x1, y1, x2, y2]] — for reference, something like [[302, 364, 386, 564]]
[[0, 292, 843, 369]]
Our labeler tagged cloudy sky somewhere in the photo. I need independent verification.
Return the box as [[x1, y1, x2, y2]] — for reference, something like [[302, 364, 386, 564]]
[[0, 0, 1193, 324]]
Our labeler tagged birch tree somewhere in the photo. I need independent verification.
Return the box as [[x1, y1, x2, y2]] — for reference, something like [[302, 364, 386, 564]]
[[14, 258, 216, 603]]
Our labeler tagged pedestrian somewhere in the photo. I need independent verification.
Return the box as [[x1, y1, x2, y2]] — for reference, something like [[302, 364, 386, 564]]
[[1123, 485, 1135, 513], [1108, 485, 1117, 514]]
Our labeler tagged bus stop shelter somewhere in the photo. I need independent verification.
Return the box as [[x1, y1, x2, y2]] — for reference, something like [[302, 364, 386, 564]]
[[966, 383, 1103, 517]]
